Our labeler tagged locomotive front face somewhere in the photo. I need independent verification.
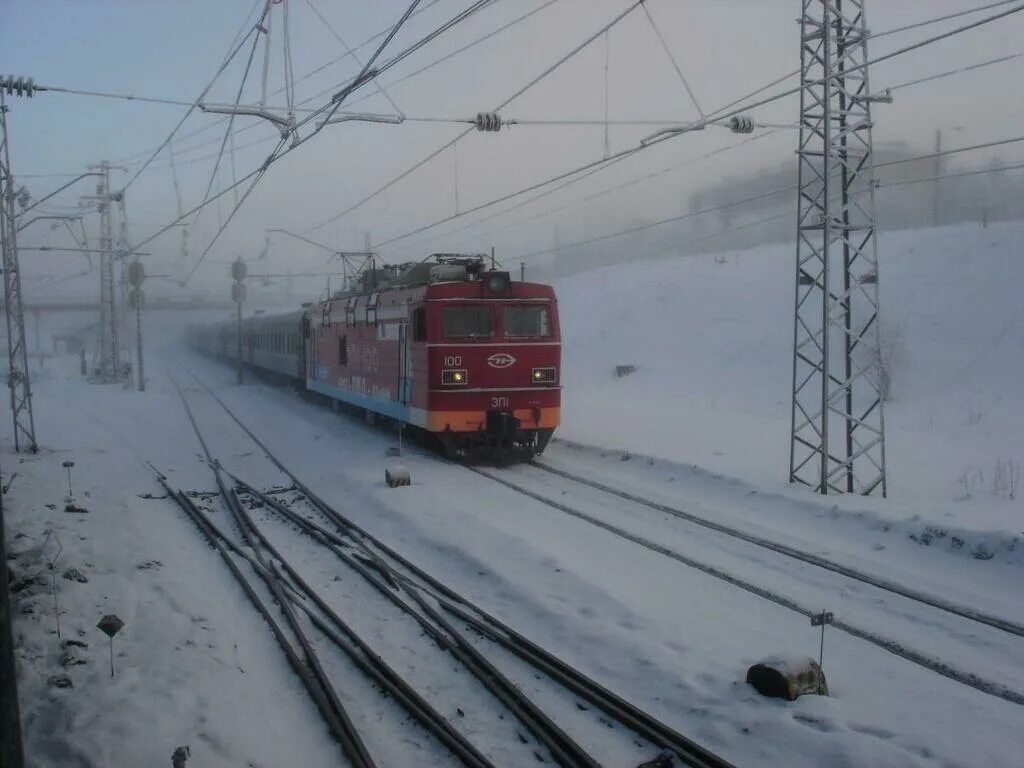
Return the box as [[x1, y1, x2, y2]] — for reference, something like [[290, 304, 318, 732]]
[[426, 295, 561, 458]]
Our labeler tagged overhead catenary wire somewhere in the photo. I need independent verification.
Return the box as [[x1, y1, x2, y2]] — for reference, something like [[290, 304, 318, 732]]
[[403, 62, 1024, 251], [108, 0, 446, 166], [107, 0, 1018, 169], [393, 130, 782, 257], [885, 50, 1024, 92], [641, 1, 1024, 148], [119, 0, 267, 194], [177, 0, 465, 284], [510, 151, 1024, 265], [124, 0, 497, 260], [303, 0, 649, 235], [500, 157, 1024, 269], [305, 0, 405, 117], [192, 10, 268, 241], [369, 2, 1024, 251], [640, 1, 704, 120]]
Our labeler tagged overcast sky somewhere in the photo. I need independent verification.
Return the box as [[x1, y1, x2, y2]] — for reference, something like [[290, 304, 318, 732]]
[[3, 0, 1023, 299]]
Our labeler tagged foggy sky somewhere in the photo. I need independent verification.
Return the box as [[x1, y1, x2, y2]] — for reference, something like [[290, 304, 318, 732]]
[[2, 0, 1023, 302]]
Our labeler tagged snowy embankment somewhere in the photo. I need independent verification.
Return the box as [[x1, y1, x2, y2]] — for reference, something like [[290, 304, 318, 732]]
[[554, 220, 1024, 547]]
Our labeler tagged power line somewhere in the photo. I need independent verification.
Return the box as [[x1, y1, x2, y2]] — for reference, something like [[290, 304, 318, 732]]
[[505, 142, 1024, 265], [640, 1, 704, 119], [305, 0, 404, 116], [125, 0, 494, 259], [108, 0, 447, 166], [885, 50, 1024, 92], [303, 0, 648, 235], [510, 157, 1024, 270], [372, 2, 1024, 251], [165, 0, 498, 284], [180, 0, 430, 284], [120, 3, 268, 194], [875, 0, 1020, 38], [395, 130, 782, 255], [875, 134, 1024, 169], [880, 158, 1024, 188]]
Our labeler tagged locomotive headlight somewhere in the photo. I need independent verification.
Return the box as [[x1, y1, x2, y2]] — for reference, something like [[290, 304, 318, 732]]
[[531, 367, 556, 384], [442, 369, 468, 385]]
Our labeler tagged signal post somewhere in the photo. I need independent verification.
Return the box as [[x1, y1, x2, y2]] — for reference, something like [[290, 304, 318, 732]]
[[232, 258, 246, 385]]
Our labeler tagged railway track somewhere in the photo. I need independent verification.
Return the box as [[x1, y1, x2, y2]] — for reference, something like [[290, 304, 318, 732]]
[[164, 373, 735, 768], [467, 463, 1024, 708], [530, 462, 1024, 638]]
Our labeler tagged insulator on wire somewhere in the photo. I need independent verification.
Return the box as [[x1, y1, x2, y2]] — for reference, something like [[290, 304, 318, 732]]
[[474, 112, 503, 132], [0, 76, 38, 98], [729, 115, 755, 134]]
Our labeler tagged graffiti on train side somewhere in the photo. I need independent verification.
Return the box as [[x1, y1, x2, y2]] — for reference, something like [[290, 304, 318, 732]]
[[350, 344, 380, 374], [342, 375, 393, 401]]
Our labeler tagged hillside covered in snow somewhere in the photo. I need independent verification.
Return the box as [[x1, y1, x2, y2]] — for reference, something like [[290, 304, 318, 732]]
[[554, 220, 1024, 534]]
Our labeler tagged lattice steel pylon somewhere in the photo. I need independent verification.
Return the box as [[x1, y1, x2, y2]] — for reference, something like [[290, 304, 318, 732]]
[[789, 0, 886, 496], [0, 91, 37, 452]]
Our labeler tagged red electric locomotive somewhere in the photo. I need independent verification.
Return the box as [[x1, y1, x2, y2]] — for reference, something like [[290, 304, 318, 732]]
[[305, 255, 560, 459]]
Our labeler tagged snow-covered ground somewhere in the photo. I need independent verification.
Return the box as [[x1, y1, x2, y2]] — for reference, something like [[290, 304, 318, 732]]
[[556, 220, 1024, 535], [3, 221, 1023, 766]]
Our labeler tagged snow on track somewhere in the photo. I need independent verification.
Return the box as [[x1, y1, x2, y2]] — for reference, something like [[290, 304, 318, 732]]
[[175, 350, 1024, 767], [469, 462, 1024, 705]]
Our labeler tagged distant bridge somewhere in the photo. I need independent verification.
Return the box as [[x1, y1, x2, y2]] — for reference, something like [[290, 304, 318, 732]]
[[13, 300, 236, 314]]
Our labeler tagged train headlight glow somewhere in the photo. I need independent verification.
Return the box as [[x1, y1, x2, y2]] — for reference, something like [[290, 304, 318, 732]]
[[442, 369, 468, 385], [531, 367, 556, 384]]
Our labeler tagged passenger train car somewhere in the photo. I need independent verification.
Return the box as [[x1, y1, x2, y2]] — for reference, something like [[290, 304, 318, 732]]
[[189, 255, 561, 460]]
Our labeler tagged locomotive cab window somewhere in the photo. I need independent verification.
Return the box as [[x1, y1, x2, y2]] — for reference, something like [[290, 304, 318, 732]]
[[442, 306, 493, 338], [503, 306, 551, 337]]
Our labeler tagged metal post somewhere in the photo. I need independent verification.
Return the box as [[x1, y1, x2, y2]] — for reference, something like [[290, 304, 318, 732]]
[[135, 290, 144, 391], [0, 90, 38, 452], [83, 161, 125, 383], [0, 465, 25, 768], [520, 262, 526, 282], [231, 257, 246, 385], [789, 0, 887, 496], [236, 297, 243, 385], [932, 128, 942, 227], [126, 260, 145, 392]]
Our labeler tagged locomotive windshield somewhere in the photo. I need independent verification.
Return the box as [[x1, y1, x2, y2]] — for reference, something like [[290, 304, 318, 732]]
[[442, 305, 494, 337], [503, 306, 551, 337]]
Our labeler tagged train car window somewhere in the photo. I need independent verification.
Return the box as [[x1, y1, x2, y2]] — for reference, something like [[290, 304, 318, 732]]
[[339, 335, 347, 366], [443, 306, 493, 338], [413, 308, 427, 341], [503, 306, 551, 337]]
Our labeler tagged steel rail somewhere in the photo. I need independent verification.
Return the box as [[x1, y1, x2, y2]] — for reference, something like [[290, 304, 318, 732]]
[[170, 380, 377, 767], [234, 473, 732, 768], [175, 374, 600, 766], [184, 370, 735, 768], [467, 467, 1024, 708], [159, 469, 498, 768], [232, 478, 599, 768], [528, 462, 1024, 639], [152, 476, 365, 761]]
